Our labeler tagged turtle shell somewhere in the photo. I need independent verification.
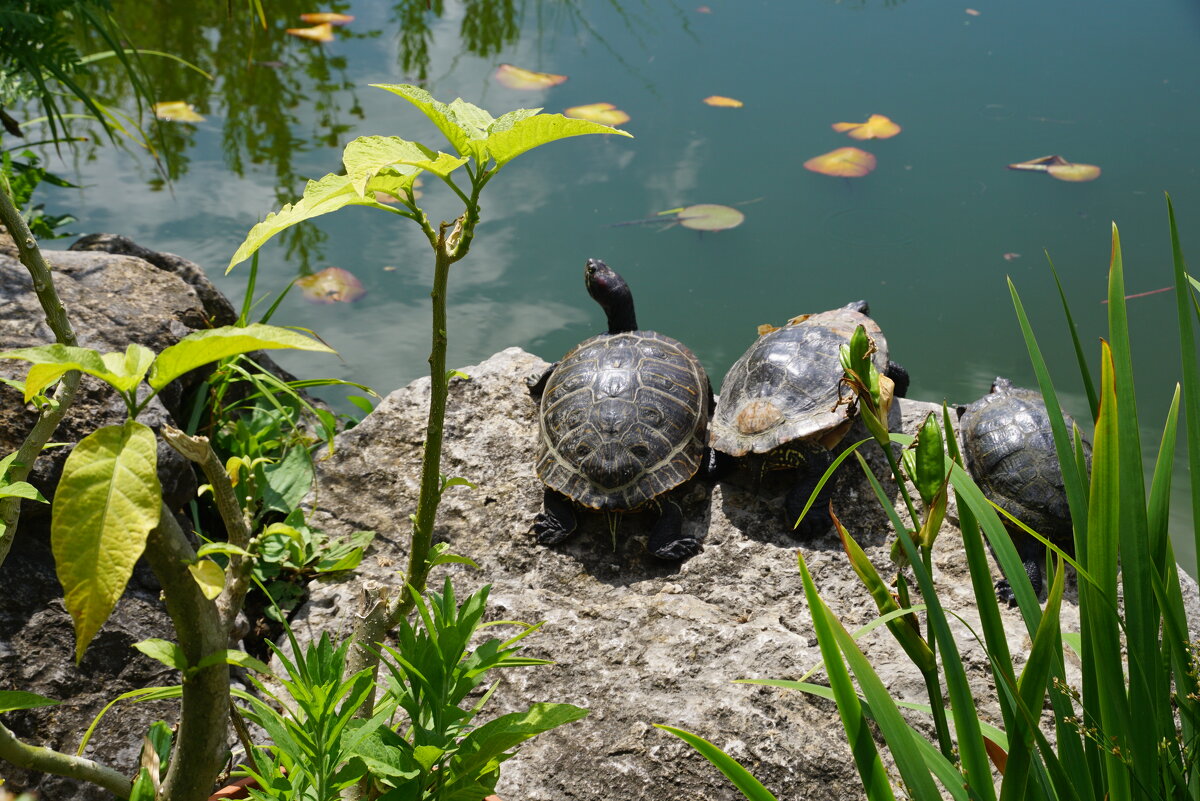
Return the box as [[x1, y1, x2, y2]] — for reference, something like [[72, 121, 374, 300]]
[[959, 379, 1088, 540], [711, 306, 889, 457], [536, 330, 710, 511]]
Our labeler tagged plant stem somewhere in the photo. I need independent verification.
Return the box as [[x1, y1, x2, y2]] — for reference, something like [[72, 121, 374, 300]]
[[0, 174, 81, 566], [0, 720, 132, 798], [390, 221, 455, 625]]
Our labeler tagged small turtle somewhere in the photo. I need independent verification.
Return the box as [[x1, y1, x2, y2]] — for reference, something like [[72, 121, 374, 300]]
[[528, 258, 713, 560], [711, 301, 909, 537], [959, 377, 1092, 605]]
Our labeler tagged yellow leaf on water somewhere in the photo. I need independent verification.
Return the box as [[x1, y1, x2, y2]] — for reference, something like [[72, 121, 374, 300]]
[[675, 203, 745, 231], [965, 8, 981, 15], [564, 102, 631, 126], [832, 113, 901, 140], [153, 101, 204, 123], [286, 22, 334, 42], [703, 95, 744, 108], [300, 12, 354, 24], [494, 64, 568, 90], [1007, 154, 1100, 182], [804, 147, 877, 177], [296, 267, 365, 304]]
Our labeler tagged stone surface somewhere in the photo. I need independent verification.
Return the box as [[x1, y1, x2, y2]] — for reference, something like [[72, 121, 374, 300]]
[[293, 347, 1192, 800]]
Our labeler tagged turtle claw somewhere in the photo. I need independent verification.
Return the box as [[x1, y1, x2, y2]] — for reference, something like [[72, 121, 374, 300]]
[[533, 488, 577, 546], [994, 579, 1019, 608], [532, 514, 574, 545]]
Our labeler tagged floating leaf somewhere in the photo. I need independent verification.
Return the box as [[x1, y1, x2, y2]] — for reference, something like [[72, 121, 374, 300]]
[[804, 147, 877, 177], [564, 103, 630, 126], [831, 114, 901, 140], [494, 64, 567, 90], [297, 267, 366, 304], [697, 5, 712, 12], [299, 12, 354, 24], [286, 22, 334, 42], [1007, 154, 1100, 182], [153, 101, 204, 123], [965, 8, 981, 15], [703, 95, 743, 108], [1003, 252, 1021, 261], [674, 203, 745, 232]]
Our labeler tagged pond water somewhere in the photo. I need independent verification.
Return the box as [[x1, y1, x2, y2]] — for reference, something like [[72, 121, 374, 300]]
[[29, 0, 1200, 566]]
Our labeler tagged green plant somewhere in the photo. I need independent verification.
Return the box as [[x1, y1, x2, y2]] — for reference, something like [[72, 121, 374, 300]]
[[0, 149, 76, 238], [234, 578, 588, 800], [661, 196, 1200, 800], [227, 84, 629, 721]]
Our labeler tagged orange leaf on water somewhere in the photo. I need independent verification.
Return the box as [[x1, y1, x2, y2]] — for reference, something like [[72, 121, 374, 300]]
[[494, 64, 568, 90], [299, 12, 354, 24], [804, 147, 877, 177], [832, 113, 901, 140], [1007, 154, 1100, 182], [697, 6, 712, 12], [965, 8, 981, 15], [286, 22, 334, 42], [153, 101, 204, 123], [564, 103, 631, 126], [703, 95, 744, 108], [296, 267, 365, 304]]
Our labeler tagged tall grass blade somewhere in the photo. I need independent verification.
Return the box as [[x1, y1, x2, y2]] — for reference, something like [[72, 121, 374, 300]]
[[1166, 196, 1200, 581], [653, 725, 779, 801], [1047, 253, 1099, 420]]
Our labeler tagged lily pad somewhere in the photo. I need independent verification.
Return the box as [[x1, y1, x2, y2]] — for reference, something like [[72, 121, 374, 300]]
[[153, 101, 204, 123], [494, 64, 568, 90], [1007, 154, 1100, 182], [564, 103, 630, 126], [673, 204, 745, 232], [831, 114, 901, 140], [296, 267, 365, 304], [804, 147, 877, 177], [703, 95, 744, 108], [299, 12, 354, 24], [286, 22, 334, 42]]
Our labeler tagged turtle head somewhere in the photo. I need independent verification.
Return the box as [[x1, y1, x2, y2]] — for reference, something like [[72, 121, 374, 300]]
[[585, 258, 638, 334], [990, 377, 1014, 394]]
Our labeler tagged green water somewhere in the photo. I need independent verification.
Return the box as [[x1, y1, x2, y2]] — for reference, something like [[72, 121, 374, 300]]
[[29, 0, 1200, 564]]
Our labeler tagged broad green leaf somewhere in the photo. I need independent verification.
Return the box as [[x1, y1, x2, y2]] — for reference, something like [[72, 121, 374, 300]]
[[188, 558, 225, 600], [259, 445, 314, 514], [133, 638, 189, 671], [448, 702, 588, 781], [413, 744, 445, 772], [0, 689, 59, 712], [228, 173, 393, 270], [342, 136, 467, 195], [653, 724, 779, 801], [149, 323, 335, 389], [0, 481, 47, 502], [100, 344, 156, 392], [485, 112, 631, 167], [53, 421, 161, 663], [370, 84, 489, 161], [1, 344, 114, 401]]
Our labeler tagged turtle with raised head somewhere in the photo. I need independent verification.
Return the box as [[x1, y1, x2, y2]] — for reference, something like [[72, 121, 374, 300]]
[[959, 377, 1091, 605], [528, 258, 713, 560], [711, 301, 909, 537]]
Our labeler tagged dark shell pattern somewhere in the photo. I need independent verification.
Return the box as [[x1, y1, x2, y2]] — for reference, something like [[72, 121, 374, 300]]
[[711, 307, 889, 457], [536, 330, 710, 511], [960, 381, 1086, 540]]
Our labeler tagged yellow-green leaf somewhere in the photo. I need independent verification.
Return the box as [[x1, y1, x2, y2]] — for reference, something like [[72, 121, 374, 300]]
[[133, 638, 188, 671], [153, 101, 204, 123], [485, 112, 632, 167], [53, 421, 161, 663], [188, 559, 225, 600], [1, 344, 113, 402], [228, 173, 393, 271], [370, 84, 492, 162], [148, 323, 335, 390], [341, 136, 467, 196], [100, 344, 156, 393]]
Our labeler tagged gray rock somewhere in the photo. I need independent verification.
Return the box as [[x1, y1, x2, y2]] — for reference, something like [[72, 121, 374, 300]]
[[294, 346, 1154, 801]]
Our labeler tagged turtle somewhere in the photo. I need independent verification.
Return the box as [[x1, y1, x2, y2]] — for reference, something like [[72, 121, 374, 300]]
[[959, 377, 1092, 605], [710, 301, 909, 537], [527, 258, 713, 560]]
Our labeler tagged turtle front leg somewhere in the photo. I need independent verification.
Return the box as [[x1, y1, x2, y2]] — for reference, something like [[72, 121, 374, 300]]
[[994, 531, 1047, 607], [647, 496, 702, 560], [532, 487, 578, 545], [784, 451, 837, 539]]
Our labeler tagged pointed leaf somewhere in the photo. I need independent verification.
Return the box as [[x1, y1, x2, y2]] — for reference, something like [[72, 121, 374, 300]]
[[133, 638, 189, 671], [188, 558, 225, 600], [0, 690, 59, 712], [832, 114, 901, 140], [286, 22, 333, 42], [299, 12, 354, 24], [228, 173, 392, 270], [653, 725, 778, 801], [149, 323, 335, 389], [485, 112, 631, 167], [53, 422, 161, 662], [494, 64, 568, 90], [341, 135, 467, 195], [0, 481, 47, 502], [370, 84, 491, 161], [2, 344, 114, 401], [804, 147, 876, 177]]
